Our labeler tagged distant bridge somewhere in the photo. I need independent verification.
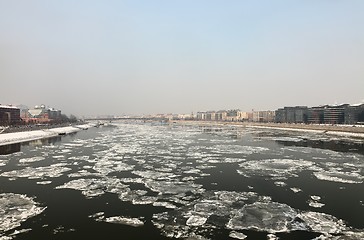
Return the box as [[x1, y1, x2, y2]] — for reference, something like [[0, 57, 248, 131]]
[[84, 117, 170, 122]]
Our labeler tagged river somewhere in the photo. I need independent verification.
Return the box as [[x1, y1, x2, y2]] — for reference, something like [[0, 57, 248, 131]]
[[0, 122, 363, 240]]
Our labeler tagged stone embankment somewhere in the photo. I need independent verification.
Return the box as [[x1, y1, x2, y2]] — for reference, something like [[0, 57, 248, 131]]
[[0, 123, 95, 146], [172, 120, 364, 138], [246, 122, 364, 133]]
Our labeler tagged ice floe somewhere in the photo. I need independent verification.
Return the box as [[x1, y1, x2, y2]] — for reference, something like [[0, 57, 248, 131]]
[[52, 225, 76, 234], [313, 170, 363, 184], [227, 201, 297, 232], [153, 201, 178, 209], [151, 188, 363, 239], [56, 177, 129, 199], [209, 145, 269, 155], [18, 156, 45, 164], [90, 212, 144, 226], [267, 234, 279, 240], [1, 163, 71, 179], [0, 193, 45, 235], [290, 187, 302, 193], [307, 195, 325, 208], [229, 231, 247, 239], [298, 211, 346, 234], [186, 216, 207, 226], [237, 159, 314, 180], [93, 158, 134, 175], [145, 180, 204, 195], [36, 181, 52, 185], [104, 216, 144, 227], [274, 181, 287, 187], [308, 201, 325, 208]]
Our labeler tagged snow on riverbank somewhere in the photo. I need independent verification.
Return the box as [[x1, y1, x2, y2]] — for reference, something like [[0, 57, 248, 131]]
[[0, 124, 95, 146], [173, 120, 364, 139], [247, 125, 364, 138]]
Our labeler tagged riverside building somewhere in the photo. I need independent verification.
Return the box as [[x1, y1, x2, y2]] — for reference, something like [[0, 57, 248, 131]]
[[276, 104, 364, 125], [0, 105, 21, 125]]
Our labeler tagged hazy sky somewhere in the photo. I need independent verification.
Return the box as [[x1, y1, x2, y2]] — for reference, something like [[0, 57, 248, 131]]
[[1, 1, 363, 116]]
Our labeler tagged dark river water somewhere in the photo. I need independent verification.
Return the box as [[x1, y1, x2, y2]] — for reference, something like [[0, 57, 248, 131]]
[[0, 122, 363, 240]]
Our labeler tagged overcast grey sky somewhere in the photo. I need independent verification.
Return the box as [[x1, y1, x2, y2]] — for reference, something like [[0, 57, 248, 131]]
[[1, 1, 363, 116]]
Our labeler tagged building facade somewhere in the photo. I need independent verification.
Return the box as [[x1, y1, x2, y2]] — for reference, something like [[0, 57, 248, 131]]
[[323, 105, 347, 124], [275, 104, 364, 125], [215, 111, 227, 121], [0, 105, 21, 125], [275, 106, 308, 123], [253, 111, 275, 122], [225, 109, 240, 121], [22, 104, 62, 124], [344, 104, 364, 124], [306, 107, 324, 124], [206, 111, 216, 121], [294, 107, 308, 123]]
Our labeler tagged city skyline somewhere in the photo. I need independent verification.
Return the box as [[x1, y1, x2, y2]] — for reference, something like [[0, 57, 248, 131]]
[[1, 1, 364, 116]]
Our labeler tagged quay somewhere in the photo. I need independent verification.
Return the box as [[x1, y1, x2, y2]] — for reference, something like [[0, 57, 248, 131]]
[[171, 120, 364, 139], [0, 123, 95, 147]]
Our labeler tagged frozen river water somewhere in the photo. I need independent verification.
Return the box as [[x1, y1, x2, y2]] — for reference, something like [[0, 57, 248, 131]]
[[0, 122, 363, 240]]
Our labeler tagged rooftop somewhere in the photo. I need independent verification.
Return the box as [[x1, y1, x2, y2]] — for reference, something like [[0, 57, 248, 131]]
[[0, 105, 19, 110]]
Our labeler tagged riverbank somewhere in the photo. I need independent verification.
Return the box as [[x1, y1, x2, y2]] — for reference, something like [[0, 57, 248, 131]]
[[0, 123, 95, 146], [172, 120, 364, 138]]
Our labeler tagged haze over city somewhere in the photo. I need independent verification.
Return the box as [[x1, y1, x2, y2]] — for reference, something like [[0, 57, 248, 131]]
[[1, 1, 363, 116]]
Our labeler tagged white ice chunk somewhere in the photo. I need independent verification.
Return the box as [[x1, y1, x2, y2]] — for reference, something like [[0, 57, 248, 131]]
[[36, 181, 52, 185], [298, 211, 346, 234], [267, 233, 279, 240], [274, 181, 287, 187], [19, 156, 45, 163], [229, 231, 247, 239], [103, 216, 144, 227], [311, 195, 321, 201], [153, 201, 177, 209], [237, 159, 314, 179], [186, 215, 207, 226], [0, 193, 46, 233], [290, 187, 302, 193], [56, 178, 105, 198], [145, 180, 203, 195], [308, 201, 325, 208], [313, 171, 363, 184], [1, 163, 71, 179], [227, 202, 297, 233]]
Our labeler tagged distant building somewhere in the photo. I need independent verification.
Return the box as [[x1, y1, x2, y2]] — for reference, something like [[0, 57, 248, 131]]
[[275, 104, 364, 125], [215, 110, 227, 121], [196, 112, 207, 121], [253, 111, 275, 122], [17, 104, 29, 119], [286, 107, 296, 123], [48, 108, 62, 121], [206, 111, 216, 121], [238, 112, 250, 121], [294, 107, 308, 123], [323, 105, 348, 124], [275, 106, 308, 123], [194, 103, 364, 125], [22, 104, 62, 124], [344, 104, 364, 124], [275, 108, 286, 123], [307, 106, 324, 124], [174, 113, 194, 120], [226, 109, 240, 121], [0, 105, 21, 125]]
